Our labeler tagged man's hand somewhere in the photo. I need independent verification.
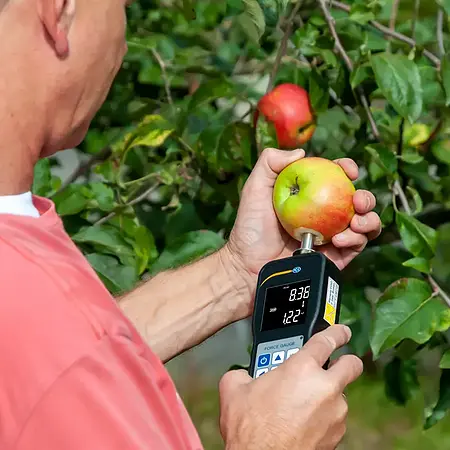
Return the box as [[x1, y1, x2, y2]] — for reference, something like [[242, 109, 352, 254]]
[[223, 148, 381, 316], [219, 325, 362, 450]]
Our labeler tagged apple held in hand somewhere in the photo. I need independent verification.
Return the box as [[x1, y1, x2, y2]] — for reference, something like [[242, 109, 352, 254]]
[[255, 83, 316, 149], [273, 157, 355, 245]]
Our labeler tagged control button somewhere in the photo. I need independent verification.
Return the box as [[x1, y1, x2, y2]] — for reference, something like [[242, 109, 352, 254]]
[[272, 351, 285, 365], [256, 368, 269, 378], [286, 348, 300, 359], [271, 366, 278, 370], [257, 354, 270, 368]]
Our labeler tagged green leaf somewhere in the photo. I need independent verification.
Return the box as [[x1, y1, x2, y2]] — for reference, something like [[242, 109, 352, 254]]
[[308, 69, 330, 113], [349, 3, 375, 24], [149, 230, 225, 274], [441, 56, 450, 107], [406, 186, 423, 215], [432, 139, 450, 165], [403, 257, 431, 274], [72, 225, 135, 267], [86, 253, 137, 295], [89, 183, 116, 212], [370, 278, 450, 358], [52, 185, 89, 216], [399, 148, 424, 164], [32, 158, 53, 197], [425, 370, 450, 429], [437, 0, 450, 15], [384, 357, 419, 406], [133, 225, 158, 274], [396, 212, 437, 260], [188, 79, 235, 111], [124, 114, 175, 151], [440, 350, 450, 369], [217, 122, 255, 171], [371, 52, 423, 123], [238, 0, 266, 43], [380, 204, 394, 227], [350, 63, 373, 89], [365, 144, 398, 175]]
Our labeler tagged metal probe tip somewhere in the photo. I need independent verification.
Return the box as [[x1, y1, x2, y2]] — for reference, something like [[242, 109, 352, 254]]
[[294, 232, 316, 256]]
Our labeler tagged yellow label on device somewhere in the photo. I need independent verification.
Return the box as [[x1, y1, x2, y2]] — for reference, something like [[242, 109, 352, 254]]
[[324, 277, 339, 325]]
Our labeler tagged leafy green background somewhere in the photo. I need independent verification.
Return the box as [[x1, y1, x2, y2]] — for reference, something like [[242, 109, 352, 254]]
[[34, 0, 450, 446]]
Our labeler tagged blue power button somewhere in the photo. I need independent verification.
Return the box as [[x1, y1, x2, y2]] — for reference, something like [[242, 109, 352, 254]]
[[257, 354, 270, 367], [293, 266, 301, 274]]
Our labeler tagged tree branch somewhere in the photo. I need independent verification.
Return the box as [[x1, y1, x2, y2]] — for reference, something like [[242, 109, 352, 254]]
[[150, 48, 173, 106], [388, 0, 401, 48], [267, 0, 304, 92], [318, 0, 380, 140], [393, 180, 411, 214], [94, 182, 160, 226], [52, 146, 112, 197], [437, 8, 445, 58], [429, 275, 450, 308], [331, 1, 441, 68]]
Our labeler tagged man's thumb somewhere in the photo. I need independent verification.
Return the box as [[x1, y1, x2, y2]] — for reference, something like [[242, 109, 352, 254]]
[[219, 369, 252, 399]]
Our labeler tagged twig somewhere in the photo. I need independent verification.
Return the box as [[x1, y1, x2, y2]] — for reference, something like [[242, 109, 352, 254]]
[[389, 0, 401, 35], [318, 0, 353, 70], [437, 8, 445, 58], [318, 0, 380, 140], [52, 147, 112, 197], [150, 48, 173, 106], [331, 1, 441, 68], [95, 182, 160, 226], [412, 0, 420, 39], [393, 180, 412, 214], [267, 0, 304, 92], [429, 275, 450, 308]]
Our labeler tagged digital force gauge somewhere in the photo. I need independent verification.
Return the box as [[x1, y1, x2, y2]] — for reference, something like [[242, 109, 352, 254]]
[[249, 232, 342, 378]]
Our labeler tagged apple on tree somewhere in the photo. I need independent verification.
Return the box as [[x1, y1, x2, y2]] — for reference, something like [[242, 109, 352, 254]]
[[273, 157, 356, 245], [255, 83, 316, 149]]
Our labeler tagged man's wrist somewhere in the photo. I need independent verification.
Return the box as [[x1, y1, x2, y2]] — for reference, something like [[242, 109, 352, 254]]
[[216, 243, 256, 322]]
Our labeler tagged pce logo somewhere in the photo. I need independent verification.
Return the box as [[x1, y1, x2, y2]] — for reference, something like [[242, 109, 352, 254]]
[[292, 266, 301, 274]]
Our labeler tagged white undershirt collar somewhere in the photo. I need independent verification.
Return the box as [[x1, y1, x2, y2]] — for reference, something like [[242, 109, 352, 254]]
[[0, 191, 40, 218]]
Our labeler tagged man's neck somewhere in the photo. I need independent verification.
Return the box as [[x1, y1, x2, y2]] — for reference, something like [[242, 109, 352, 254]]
[[0, 12, 45, 196], [0, 131, 39, 196]]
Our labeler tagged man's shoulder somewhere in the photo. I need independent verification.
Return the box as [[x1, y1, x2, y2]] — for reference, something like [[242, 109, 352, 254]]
[[0, 224, 139, 446]]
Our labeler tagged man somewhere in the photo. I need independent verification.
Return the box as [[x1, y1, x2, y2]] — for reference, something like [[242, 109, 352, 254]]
[[0, 1, 382, 449]]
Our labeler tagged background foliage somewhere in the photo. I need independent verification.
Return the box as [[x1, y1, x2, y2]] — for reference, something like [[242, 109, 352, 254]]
[[34, 0, 450, 442]]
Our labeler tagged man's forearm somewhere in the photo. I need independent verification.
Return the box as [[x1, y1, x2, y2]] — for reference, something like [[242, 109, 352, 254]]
[[119, 246, 253, 363]]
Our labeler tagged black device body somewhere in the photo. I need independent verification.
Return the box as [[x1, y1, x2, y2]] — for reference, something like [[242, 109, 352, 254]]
[[249, 251, 342, 378]]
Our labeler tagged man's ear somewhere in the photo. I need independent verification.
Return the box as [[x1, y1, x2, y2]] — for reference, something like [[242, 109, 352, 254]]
[[38, 0, 76, 58]]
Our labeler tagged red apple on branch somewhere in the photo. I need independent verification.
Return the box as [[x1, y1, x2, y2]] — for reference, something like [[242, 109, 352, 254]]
[[273, 157, 355, 245], [255, 83, 316, 149]]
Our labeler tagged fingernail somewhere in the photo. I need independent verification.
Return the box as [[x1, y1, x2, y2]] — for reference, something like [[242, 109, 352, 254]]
[[343, 325, 352, 340], [366, 194, 371, 210], [358, 216, 367, 227]]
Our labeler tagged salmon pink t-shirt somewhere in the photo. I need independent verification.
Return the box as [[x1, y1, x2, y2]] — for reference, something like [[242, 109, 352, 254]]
[[0, 195, 203, 450]]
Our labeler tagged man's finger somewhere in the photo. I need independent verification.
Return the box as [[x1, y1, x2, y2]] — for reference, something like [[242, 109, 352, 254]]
[[219, 369, 252, 400], [327, 354, 364, 390], [353, 190, 377, 214], [298, 325, 352, 367], [332, 228, 368, 252], [334, 158, 359, 181], [253, 148, 306, 181], [349, 212, 382, 238]]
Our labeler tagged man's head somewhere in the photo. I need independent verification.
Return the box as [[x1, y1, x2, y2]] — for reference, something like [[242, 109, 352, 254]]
[[0, 0, 129, 157]]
